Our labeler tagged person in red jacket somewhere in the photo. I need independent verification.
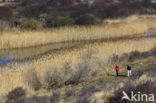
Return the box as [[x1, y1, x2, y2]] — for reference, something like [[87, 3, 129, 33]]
[[115, 65, 119, 76]]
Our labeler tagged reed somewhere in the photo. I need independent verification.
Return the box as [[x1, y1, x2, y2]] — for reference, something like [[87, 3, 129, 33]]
[[0, 37, 156, 93], [0, 15, 155, 49]]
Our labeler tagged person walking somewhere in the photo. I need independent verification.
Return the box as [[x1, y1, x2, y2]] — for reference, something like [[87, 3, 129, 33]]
[[127, 64, 132, 77], [115, 65, 119, 77]]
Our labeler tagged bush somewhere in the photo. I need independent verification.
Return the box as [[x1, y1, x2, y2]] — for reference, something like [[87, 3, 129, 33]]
[[45, 17, 55, 28], [65, 89, 77, 97], [76, 14, 98, 25], [150, 47, 156, 56], [15, 96, 49, 103], [69, 3, 92, 18], [119, 53, 129, 62], [108, 47, 156, 64], [54, 16, 75, 27], [65, 62, 92, 85], [32, 96, 49, 103], [76, 84, 101, 103], [135, 70, 144, 78], [109, 78, 156, 103], [119, 0, 131, 5], [0, 6, 12, 19], [18, 18, 42, 30], [108, 54, 119, 64], [141, 51, 151, 58], [20, 4, 47, 18], [59, 0, 75, 6], [50, 92, 61, 102], [42, 70, 64, 89], [142, 0, 152, 7], [128, 51, 141, 61], [6, 87, 25, 103]]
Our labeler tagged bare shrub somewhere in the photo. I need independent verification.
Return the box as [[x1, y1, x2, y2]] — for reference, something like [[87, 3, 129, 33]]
[[61, 62, 73, 83], [14, 98, 39, 103], [128, 51, 141, 61], [76, 84, 101, 103], [141, 51, 151, 58], [108, 47, 156, 64], [31, 96, 49, 103], [65, 89, 77, 97], [150, 47, 156, 56], [109, 81, 134, 103], [23, 69, 41, 91], [5, 87, 25, 103], [134, 70, 144, 78], [50, 92, 61, 102], [110, 78, 156, 103], [108, 54, 119, 64], [119, 53, 129, 62], [65, 62, 93, 85], [65, 50, 103, 85], [14, 95, 50, 103], [42, 69, 64, 89]]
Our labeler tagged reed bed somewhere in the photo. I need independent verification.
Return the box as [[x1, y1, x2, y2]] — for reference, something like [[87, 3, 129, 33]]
[[0, 37, 156, 93], [0, 15, 156, 49]]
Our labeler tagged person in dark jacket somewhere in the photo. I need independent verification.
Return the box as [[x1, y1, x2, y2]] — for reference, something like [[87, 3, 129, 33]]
[[115, 65, 119, 77], [127, 64, 132, 77]]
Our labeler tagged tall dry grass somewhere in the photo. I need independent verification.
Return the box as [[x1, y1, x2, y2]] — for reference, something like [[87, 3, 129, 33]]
[[1, 36, 156, 94], [0, 15, 156, 49], [104, 15, 156, 29]]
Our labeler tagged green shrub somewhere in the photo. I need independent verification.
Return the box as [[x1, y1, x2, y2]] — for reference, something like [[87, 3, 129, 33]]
[[54, 16, 75, 27], [76, 14, 98, 25], [18, 18, 42, 30]]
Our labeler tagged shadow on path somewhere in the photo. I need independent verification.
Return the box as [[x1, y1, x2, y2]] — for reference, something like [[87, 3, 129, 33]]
[[109, 74, 127, 77], [118, 74, 127, 77]]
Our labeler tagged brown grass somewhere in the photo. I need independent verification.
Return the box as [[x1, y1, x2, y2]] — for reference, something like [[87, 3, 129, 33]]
[[0, 15, 156, 49], [1, 37, 156, 93]]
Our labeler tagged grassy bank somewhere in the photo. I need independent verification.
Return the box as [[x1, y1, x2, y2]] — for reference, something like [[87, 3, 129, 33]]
[[0, 15, 155, 49]]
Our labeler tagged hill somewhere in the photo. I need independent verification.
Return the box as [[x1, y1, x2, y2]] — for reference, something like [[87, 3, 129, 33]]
[[0, 0, 155, 30]]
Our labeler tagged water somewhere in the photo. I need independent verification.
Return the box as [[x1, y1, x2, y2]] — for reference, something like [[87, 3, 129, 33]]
[[0, 41, 85, 61], [0, 29, 155, 65]]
